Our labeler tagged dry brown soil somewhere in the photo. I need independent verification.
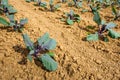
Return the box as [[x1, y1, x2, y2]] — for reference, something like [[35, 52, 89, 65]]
[[0, 0, 120, 80]]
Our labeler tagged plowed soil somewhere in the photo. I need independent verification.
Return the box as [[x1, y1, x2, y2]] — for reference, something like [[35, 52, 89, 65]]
[[0, 0, 120, 80]]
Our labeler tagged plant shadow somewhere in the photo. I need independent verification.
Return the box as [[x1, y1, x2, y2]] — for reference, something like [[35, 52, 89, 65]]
[[13, 45, 28, 65], [78, 25, 96, 33], [0, 26, 15, 32], [13, 44, 51, 71], [34, 59, 46, 70]]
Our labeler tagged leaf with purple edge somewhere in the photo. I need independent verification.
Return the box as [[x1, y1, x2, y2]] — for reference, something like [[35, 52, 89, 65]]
[[54, 4, 61, 10], [105, 22, 117, 30], [67, 17, 74, 25], [108, 29, 120, 39], [1, 0, 8, 6], [20, 18, 28, 25], [0, 17, 10, 26], [39, 54, 57, 71], [22, 34, 35, 50], [42, 38, 57, 50], [37, 32, 50, 46], [7, 5, 17, 14], [86, 32, 99, 41]]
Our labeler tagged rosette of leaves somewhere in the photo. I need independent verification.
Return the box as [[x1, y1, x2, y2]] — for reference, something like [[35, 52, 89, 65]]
[[0, 15, 28, 32], [0, 0, 17, 14], [22, 32, 58, 71], [34, 0, 47, 8], [61, 10, 81, 25], [88, 0, 112, 7], [87, 8, 120, 41], [49, 0, 61, 12], [112, 5, 120, 20], [68, 0, 82, 8], [86, 21, 120, 41]]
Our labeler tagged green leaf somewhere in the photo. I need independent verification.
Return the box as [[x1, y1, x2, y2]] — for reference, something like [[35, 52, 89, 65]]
[[38, 32, 50, 46], [67, 18, 74, 25], [68, 2, 74, 7], [47, 52, 54, 57], [74, 14, 80, 22], [112, 6, 117, 16], [20, 18, 28, 25], [108, 29, 120, 39], [86, 26, 95, 29], [54, 4, 61, 10], [49, 0, 54, 5], [40, 2, 47, 8], [26, 0, 31, 2], [22, 34, 35, 50], [86, 32, 99, 41], [0, 17, 10, 26], [7, 14, 15, 22], [93, 12, 101, 25], [1, 0, 8, 6], [105, 22, 117, 29], [8, 5, 17, 14], [27, 55, 32, 62], [70, 10, 74, 16], [29, 50, 35, 55], [101, 20, 106, 25], [39, 54, 57, 71], [6, 14, 15, 27], [104, 37, 109, 42], [42, 38, 57, 50], [81, 9, 88, 13], [76, 2, 82, 8]]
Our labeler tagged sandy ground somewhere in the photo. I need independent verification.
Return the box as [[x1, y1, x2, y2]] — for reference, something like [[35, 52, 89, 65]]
[[0, 0, 120, 80]]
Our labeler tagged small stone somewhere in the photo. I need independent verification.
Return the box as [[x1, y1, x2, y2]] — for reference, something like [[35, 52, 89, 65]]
[[95, 59, 102, 65]]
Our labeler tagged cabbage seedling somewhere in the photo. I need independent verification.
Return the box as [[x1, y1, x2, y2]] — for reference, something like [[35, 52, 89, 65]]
[[0, 15, 28, 32], [0, 0, 17, 14], [34, 0, 47, 8], [49, 0, 61, 12], [22, 32, 58, 71], [68, 0, 83, 8], [61, 10, 81, 25], [86, 12, 120, 41]]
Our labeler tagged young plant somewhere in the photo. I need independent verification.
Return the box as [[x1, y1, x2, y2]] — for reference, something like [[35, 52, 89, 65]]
[[88, 0, 113, 7], [0, 15, 28, 32], [86, 11, 120, 41], [112, 5, 120, 20], [68, 0, 83, 8], [61, 10, 81, 25], [49, 0, 61, 12], [12, 18, 28, 32], [0, 0, 17, 14], [22, 32, 58, 71], [36, 0, 47, 8]]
